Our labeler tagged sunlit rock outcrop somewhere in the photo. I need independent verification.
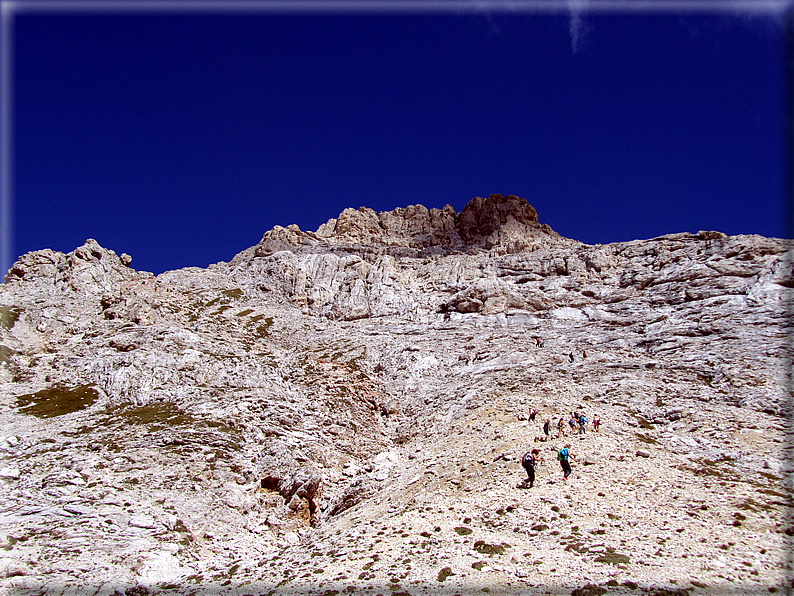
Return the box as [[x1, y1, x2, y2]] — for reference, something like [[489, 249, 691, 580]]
[[0, 194, 790, 594]]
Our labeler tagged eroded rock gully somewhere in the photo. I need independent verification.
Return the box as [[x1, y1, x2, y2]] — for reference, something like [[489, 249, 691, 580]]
[[0, 194, 791, 595]]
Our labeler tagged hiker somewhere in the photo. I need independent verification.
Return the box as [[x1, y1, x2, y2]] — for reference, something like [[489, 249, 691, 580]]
[[593, 415, 600, 432], [558, 444, 573, 480], [535, 337, 541, 348], [569, 352, 575, 363], [529, 408, 537, 422], [543, 419, 551, 441], [557, 417, 566, 438], [578, 414, 587, 435], [568, 415, 576, 432], [521, 448, 540, 488], [582, 350, 587, 359]]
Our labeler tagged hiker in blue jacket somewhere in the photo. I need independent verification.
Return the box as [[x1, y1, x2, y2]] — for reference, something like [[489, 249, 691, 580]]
[[558, 444, 573, 480]]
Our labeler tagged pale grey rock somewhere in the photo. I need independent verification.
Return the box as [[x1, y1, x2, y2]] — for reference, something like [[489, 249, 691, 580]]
[[2, 436, 20, 449], [128, 514, 156, 529], [137, 550, 194, 587], [0, 558, 29, 579], [0, 194, 788, 594]]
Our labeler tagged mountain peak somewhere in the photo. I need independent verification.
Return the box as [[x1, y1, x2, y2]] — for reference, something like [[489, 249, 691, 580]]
[[0, 193, 789, 592], [251, 194, 567, 259]]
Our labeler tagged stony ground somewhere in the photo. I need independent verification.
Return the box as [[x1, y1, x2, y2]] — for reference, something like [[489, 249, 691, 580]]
[[0, 195, 791, 595]]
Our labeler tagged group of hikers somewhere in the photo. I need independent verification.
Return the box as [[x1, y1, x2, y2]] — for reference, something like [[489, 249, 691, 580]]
[[520, 408, 602, 487], [519, 447, 569, 488], [529, 408, 600, 439]]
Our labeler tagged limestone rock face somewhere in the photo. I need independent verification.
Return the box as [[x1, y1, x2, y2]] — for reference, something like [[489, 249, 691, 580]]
[[0, 194, 791, 594], [5, 238, 141, 295], [252, 194, 566, 260]]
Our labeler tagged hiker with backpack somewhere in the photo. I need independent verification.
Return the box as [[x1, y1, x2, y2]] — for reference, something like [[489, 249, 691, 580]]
[[521, 448, 541, 488], [593, 415, 600, 432], [578, 414, 587, 435], [558, 444, 573, 480], [529, 408, 537, 422], [543, 419, 551, 441]]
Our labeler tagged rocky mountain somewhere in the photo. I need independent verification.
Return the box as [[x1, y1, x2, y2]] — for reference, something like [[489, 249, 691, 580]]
[[0, 194, 791, 596]]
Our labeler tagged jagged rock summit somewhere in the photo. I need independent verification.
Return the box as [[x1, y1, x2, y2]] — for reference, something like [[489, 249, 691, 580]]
[[0, 194, 792, 595], [246, 194, 566, 259]]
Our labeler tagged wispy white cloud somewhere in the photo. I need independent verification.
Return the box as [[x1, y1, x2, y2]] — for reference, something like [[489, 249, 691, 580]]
[[568, 0, 588, 53]]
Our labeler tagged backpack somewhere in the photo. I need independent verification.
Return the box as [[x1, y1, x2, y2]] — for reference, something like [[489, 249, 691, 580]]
[[522, 452, 535, 468], [557, 448, 568, 461]]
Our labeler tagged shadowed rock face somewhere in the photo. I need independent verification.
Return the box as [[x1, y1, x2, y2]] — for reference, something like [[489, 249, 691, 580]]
[[0, 195, 791, 594], [456, 193, 541, 244]]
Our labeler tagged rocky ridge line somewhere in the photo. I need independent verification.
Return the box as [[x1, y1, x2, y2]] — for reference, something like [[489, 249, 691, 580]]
[[242, 194, 566, 260], [0, 194, 791, 595]]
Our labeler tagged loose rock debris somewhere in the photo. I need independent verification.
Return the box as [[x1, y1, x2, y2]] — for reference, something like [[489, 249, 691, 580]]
[[0, 195, 790, 595]]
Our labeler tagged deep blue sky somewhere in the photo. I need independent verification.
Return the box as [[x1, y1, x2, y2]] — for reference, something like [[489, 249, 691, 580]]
[[13, 8, 785, 275]]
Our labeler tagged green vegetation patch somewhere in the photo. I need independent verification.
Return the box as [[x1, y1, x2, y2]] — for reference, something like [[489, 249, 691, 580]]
[[564, 542, 588, 554], [594, 552, 630, 565], [256, 317, 275, 338], [0, 345, 13, 365], [110, 401, 234, 434], [0, 306, 20, 330], [454, 526, 473, 536], [634, 432, 658, 445], [17, 385, 100, 418], [571, 584, 608, 596], [221, 289, 244, 300], [473, 541, 507, 556], [235, 309, 254, 317]]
